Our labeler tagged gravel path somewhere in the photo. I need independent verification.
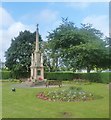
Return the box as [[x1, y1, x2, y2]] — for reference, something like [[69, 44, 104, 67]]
[[11, 82, 64, 88]]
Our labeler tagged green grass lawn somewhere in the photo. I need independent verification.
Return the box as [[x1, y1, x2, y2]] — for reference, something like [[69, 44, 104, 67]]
[[0, 82, 2, 120], [2, 81, 109, 118]]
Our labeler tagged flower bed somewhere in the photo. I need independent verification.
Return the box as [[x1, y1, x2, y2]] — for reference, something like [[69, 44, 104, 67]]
[[38, 77, 43, 81], [36, 86, 95, 102]]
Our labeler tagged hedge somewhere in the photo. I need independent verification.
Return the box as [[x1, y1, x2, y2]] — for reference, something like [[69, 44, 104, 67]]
[[44, 72, 74, 80], [1, 70, 11, 79], [1, 70, 111, 83], [11, 71, 30, 79], [1, 70, 30, 79], [44, 72, 111, 83]]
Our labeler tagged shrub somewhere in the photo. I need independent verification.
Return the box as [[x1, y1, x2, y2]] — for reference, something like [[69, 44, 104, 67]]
[[11, 71, 30, 79], [1, 70, 11, 79], [44, 72, 74, 80], [99, 72, 110, 83], [1, 70, 30, 79], [44, 72, 111, 83]]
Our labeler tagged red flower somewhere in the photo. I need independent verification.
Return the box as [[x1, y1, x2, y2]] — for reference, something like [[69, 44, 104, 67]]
[[29, 79, 31, 82], [38, 77, 43, 81]]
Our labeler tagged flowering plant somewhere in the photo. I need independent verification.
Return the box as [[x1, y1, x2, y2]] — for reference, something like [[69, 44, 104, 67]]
[[36, 86, 95, 102], [38, 77, 43, 81]]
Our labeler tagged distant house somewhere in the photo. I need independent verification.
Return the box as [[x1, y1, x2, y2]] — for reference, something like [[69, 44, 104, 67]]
[[0, 59, 5, 69]]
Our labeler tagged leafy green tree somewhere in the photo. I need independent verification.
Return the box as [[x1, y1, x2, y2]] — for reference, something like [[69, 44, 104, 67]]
[[68, 23, 108, 72], [47, 19, 109, 72], [68, 42, 108, 72], [5, 30, 42, 78], [42, 41, 60, 72], [46, 18, 82, 71]]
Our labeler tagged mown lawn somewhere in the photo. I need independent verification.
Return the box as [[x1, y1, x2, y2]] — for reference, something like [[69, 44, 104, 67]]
[[0, 82, 2, 119], [2, 81, 109, 118]]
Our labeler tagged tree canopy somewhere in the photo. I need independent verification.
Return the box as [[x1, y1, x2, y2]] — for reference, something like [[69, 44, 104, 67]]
[[45, 18, 109, 72], [5, 30, 42, 78], [5, 18, 110, 78]]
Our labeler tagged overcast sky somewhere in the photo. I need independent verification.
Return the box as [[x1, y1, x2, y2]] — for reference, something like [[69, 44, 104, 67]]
[[0, 2, 109, 62]]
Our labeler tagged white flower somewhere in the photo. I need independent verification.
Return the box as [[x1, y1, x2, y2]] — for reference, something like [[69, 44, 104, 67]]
[[82, 92, 85, 94], [73, 95, 76, 97]]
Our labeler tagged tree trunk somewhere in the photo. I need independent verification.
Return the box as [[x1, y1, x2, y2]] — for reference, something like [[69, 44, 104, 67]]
[[55, 57, 59, 71], [87, 66, 91, 73]]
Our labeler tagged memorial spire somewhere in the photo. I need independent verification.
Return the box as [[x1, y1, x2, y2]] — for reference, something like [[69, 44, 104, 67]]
[[36, 24, 39, 51]]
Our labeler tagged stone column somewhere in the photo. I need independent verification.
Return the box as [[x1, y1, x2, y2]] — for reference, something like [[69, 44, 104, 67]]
[[41, 67, 44, 80], [31, 67, 33, 78], [31, 53, 34, 77], [34, 68, 37, 80], [34, 51, 37, 66], [31, 53, 34, 66], [36, 24, 39, 51], [41, 53, 43, 67]]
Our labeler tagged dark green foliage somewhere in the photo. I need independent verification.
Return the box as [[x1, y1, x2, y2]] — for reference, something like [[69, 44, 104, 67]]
[[1, 70, 11, 79], [75, 72, 110, 83], [5, 30, 42, 78], [45, 72, 74, 80], [11, 71, 30, 79], [99, 72, 110, 83], [46, 19, 109, 72], [44, 72, 111, 83], [1, 70, 29, 79]]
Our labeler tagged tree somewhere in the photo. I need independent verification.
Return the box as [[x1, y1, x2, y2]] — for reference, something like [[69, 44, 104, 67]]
[[67, 23, 108, 72], [105, 37, 111, 69], [46, 18, 83, 71], [5, 30, 42, 78], [68, 42, 108, 72], [42, 41, 61, 72], [46, 18, 109, 72]]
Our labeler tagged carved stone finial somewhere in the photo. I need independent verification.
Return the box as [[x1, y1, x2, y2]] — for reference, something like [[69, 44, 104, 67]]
[[36, 24, 39, 31]]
